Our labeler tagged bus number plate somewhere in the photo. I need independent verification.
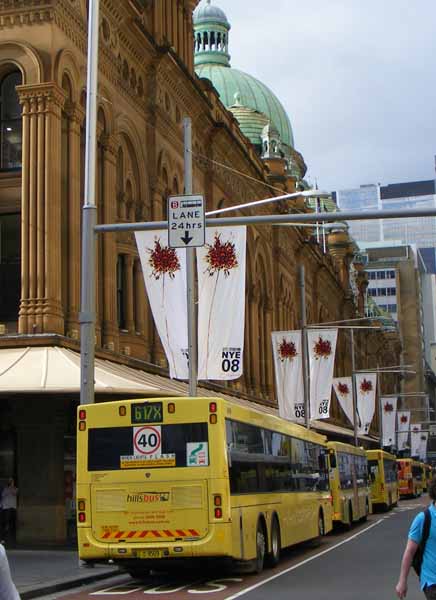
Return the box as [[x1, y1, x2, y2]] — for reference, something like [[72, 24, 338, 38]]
[[131, 402, 163, 424], [138, 549, 163, 559]]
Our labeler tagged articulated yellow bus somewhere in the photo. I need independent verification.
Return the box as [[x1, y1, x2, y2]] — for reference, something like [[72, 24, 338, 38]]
[[327, 442, 371, 526], [366, 449, 398, 510], [76, 397, 333, 576], [397, 458, 424, 498]]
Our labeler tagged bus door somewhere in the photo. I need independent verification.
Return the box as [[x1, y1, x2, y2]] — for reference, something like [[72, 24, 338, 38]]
[[351, 458, 359, 517]]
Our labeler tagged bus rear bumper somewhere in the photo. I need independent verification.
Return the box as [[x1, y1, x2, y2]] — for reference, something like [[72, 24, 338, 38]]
[[78, 524, 232, 563]]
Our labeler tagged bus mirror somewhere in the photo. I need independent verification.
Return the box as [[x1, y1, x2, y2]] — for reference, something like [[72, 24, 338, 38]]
[[329, 451, 337, 469]]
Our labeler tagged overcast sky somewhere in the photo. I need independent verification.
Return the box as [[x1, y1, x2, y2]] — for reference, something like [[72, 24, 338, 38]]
[[211, 0, 436, 191]]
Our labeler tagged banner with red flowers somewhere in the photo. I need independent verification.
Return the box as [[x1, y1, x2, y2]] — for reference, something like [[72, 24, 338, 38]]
[[307, 329, 338, 420], [332, 377, 354, 426], [397, 411, 410, 450], [381, 397, 397, 447], [411, 423, 422, 457], [355, 373, 377, 435], [197, 227, 246, 380], [419, 432, 428, 461], [135, 231, 188, 380], [271, 331, 304, 423]]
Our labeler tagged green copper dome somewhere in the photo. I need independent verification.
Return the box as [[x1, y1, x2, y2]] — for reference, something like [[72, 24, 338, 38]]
[[196, 63, 294, 148], [193, 2, 294, 149]]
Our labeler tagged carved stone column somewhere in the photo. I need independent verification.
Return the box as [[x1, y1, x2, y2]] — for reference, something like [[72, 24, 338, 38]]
[[125, 254, 135, 334], [65, 103, 85, 339], [17, 83, 66, 334], [101, 134, 119, 351]]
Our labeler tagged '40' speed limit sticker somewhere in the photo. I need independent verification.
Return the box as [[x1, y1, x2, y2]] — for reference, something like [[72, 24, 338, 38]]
[[133, 426, 162, 457]]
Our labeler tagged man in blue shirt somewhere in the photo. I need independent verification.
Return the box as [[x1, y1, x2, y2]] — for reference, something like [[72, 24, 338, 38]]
[[396, 477, 436, 598]]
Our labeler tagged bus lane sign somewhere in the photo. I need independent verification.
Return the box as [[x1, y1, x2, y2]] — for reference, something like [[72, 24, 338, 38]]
[[168, 195, 205, 248]]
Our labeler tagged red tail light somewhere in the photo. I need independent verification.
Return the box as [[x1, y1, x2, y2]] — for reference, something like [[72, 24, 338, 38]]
[[79, 409, 86, 420], [214, 507, 222, 519]]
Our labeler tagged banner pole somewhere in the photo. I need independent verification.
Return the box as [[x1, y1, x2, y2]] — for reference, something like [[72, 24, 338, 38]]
[[184, 117, 197, 397], [299, 265, 310, 429], [351, 328, 359, 446]]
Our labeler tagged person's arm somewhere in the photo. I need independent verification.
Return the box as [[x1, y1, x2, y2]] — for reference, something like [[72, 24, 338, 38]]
[[396, 539, 419, 599]]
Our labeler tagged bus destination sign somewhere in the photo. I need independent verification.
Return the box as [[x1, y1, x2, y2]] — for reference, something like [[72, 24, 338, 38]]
[[131, 402, 163, 424]]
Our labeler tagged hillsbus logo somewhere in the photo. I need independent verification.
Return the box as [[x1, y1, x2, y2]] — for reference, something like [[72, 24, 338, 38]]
[[127, 492, 170, 503]]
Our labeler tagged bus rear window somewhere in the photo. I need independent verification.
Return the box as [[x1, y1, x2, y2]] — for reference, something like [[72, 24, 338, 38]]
[[88, 423, 209, 471]]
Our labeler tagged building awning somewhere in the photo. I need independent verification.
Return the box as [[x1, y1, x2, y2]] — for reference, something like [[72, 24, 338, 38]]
[[312, 419, 379, 445], [0, 346, 182, 396]]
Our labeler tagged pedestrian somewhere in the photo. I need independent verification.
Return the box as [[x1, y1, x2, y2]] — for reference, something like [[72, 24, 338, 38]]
[[0, 543, 20, 599], [2, 479, 18, 544], [396, 476, 436, 598]]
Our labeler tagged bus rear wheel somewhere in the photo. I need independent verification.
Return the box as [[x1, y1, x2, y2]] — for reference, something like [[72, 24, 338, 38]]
[[266, 517, 281, 568], [254, 522, 266, 574]]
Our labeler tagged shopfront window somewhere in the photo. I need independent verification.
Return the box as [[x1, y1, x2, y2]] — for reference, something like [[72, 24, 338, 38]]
[[0, 71, 22, 170], [0, 213, 20, 322]]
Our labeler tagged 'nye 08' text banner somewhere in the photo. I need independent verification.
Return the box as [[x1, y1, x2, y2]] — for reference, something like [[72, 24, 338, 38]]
[[135, 231, 188, 380], [271, 331, 304, 424], [419, 432, 429, 461], [197, 227, 246, 380], [355, 373, 377, 435], [332, 377, 354, 426], [397, 411, 410, 451], [381, 397, 397, 447], [307, 329, 338, 420], [411, 423, 422, 457]]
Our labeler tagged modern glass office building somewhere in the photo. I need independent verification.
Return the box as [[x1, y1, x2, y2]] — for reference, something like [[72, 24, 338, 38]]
[[334, 180, 436, 247]]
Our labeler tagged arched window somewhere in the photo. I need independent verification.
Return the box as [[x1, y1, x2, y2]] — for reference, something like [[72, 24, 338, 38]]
[[0, 71, 22, 169]]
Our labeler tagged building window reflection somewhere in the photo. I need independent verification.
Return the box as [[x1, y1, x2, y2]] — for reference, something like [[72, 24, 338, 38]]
[[0, 71, 22, 170]]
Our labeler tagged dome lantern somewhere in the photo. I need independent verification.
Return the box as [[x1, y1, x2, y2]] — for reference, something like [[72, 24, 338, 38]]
[[194, 0, 231, 68]]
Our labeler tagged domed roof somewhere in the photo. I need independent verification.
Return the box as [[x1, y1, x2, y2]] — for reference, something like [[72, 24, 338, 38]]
[[228, 102, 270, 147], [196, 63, 294, 148], [193, 1, 230, 26]]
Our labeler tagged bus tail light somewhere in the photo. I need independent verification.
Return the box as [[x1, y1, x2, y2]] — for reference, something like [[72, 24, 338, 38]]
[[119, 406, 126, 417], [214, 507, 223, 519], [209, 402, 217, 413], [78, 512, 86, 523], [168, 403, 176, 414], [329, 494, 333, 505], [209, 414, 217, 425], [214, 495, 222, 507], [78, 499, 86, 511], [78, 408, 87, 431], [380, 483, 384, 492]]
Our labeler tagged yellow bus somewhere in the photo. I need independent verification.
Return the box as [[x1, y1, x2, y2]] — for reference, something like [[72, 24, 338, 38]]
[[76, 396, 333, 576], [397, 458, 424, 498], [366, 449, 398, 510], [327, 442, 371, 526]]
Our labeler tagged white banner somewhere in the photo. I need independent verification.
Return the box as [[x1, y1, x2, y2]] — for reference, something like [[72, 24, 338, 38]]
[[397, 411, 411, 451], [420, 432, 429, 462], [381, 397, 397, 447], [135, 231, 188, 379], [355, 373, 377, 435], [272, 331, 304, 423], [307, 329, 338, 420], [411, 424, 422, 458], [332, 377, 354, 426], [197, 227, 246, 380]]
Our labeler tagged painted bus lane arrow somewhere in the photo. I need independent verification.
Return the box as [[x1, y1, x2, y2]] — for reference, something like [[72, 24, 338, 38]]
[[181, 231, 193, 245]]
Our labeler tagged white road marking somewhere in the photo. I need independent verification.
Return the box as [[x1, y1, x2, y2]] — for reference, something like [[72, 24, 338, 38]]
[[224, 519, 384, 600]]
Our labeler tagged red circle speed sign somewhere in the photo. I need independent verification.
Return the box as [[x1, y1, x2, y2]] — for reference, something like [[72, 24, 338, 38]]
[[133, 426, 161, 456]]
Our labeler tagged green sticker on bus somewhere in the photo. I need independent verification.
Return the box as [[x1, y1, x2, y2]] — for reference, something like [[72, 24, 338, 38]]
[[131, 402, 163, 424]]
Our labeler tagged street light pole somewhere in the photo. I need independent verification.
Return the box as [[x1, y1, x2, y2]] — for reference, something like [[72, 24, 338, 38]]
[[183, 118, 198, 397], [299, 265, 310, 429], [350, 328, 359, 446], [80, 0, 100, 406]]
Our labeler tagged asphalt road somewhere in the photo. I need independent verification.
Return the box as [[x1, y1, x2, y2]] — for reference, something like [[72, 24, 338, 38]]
[[42, 498, 427, 600]]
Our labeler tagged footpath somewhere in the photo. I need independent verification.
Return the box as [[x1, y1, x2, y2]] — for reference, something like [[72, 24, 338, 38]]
[[6, 546, 120, 599]]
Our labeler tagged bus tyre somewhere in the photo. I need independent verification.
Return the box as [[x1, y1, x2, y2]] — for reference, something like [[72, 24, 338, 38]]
[[266, 517, 281, 568], [362, 498, 369, 522], [345, 502, 353, 530], [254, 522, 266, 574]]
